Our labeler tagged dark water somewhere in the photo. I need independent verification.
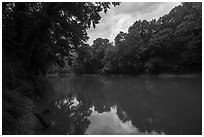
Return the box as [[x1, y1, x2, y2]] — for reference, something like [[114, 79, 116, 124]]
[[34, 75, 202, 135]]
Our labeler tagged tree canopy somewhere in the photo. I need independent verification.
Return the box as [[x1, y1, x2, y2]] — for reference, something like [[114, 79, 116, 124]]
[[73, 2, 202, 74], [3, 2, 120, 75]]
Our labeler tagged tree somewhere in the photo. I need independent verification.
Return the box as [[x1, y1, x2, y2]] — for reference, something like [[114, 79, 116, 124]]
[[72, 43, 93, 73], [3, 2, 120, 75], [101, 45, 119, 74], [90, 38, 112, 73], [70, 2, 201, 75]]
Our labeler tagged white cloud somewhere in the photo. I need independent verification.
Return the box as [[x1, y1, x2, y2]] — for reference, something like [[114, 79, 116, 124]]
[[87, 2, 181, 45]]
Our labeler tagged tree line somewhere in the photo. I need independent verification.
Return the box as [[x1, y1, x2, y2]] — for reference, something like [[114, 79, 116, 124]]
[[72, 2, 202, 75]]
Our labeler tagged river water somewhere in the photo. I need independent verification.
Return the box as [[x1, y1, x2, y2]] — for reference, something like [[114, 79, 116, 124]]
[[34, 74, 202, 135]]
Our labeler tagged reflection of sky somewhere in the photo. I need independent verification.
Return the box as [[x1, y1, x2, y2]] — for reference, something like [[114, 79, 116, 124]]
[[70, 97, 79, 107], [86, 106, 165, 135], [54, 97, 80, 109]]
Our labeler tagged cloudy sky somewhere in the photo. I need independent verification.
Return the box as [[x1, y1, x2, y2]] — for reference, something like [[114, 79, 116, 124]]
[[87, 2, 181, 45]]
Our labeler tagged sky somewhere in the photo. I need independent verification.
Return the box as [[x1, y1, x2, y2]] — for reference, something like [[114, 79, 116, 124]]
[[87, 2, 181, 45]]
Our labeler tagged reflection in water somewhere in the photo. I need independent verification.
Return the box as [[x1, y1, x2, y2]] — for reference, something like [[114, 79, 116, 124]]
[[34, 75, 202, 135], [86, 106, 165, 135], [54, 97, 79, 109], [34, 96, 92, 135]]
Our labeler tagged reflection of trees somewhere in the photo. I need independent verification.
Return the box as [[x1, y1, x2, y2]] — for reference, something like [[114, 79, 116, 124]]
[[66, 75, 157, 133], [35, 92, 92, 134], [38, 75, 201, 135], [101, 76, 201, 134], [101, 76, 157, 133], [116, 105, 129, 123], [70, 76, 113, 113]]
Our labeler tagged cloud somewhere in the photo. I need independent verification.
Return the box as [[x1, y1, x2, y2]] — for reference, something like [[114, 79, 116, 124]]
[[114, 2, 163, 15], [87, 2, 181, 45]]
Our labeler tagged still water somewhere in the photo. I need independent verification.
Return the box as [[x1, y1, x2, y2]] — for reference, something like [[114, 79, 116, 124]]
[[34, 75, 202, 135]]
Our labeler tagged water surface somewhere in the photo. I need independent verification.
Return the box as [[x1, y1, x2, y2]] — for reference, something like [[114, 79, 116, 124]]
[[34, 75, 202, 135]]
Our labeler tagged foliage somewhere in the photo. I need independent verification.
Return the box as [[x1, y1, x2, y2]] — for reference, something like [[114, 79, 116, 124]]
[[74, 2, 202, 74], [3, 2, 120, 74]]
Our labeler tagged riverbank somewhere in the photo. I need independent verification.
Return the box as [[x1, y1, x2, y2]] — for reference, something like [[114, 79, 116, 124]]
[[157, 73, 201, 78], [2, 76, 51, 134], [2, 56, 50, 134], [47, 72, 202, 78]]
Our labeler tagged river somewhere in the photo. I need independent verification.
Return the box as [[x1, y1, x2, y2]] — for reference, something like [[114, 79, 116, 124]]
[[33, 74, 202, 135]]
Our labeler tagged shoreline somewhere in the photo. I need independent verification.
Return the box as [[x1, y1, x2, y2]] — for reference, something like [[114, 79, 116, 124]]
[[47, 72, 202, 78]]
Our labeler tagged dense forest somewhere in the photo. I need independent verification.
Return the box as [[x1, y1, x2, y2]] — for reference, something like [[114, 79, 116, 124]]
[[2, 2, 202, 134], [72, 2, 202, 74]]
